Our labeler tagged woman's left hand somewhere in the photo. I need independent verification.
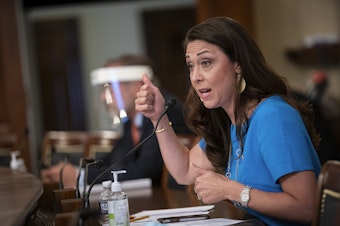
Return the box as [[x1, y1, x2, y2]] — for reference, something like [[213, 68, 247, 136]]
[[193, 164, 231, 203]]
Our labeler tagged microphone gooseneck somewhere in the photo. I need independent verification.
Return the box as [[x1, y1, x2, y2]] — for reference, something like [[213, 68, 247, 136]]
[[76, 158, 95, 198], [83, 98, 177, 209], [82, 160, 104, 199], [58, 154, 70, 190]]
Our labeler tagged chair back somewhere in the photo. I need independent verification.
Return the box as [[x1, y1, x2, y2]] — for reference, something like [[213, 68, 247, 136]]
[[312, 160, 340, 226], [84, 130, 121, 159], [41, 131, 88, 168]]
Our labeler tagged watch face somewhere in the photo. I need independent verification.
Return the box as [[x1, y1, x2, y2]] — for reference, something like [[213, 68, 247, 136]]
[[241, 193, 249, 201], [240, 186, 251, 207]]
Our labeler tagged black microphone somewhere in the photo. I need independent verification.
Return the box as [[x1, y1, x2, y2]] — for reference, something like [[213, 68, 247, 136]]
[[58, 154, 70, 189], [83, 98, 177, 208], [82, 160, 104, 199], [164, 98, 176, 113], [76, 158, 96, 198]]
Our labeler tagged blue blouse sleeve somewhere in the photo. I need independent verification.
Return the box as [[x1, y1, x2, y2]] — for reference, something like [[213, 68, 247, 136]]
[[198, 138, 207, 151], [254, 100, 321, 182]]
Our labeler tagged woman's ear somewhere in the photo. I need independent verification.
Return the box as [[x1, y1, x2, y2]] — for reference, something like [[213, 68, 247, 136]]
[[234, 62, 241, 74]]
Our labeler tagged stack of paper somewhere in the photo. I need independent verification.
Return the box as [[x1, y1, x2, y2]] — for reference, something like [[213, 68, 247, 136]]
[[130, 205, 247, 225]]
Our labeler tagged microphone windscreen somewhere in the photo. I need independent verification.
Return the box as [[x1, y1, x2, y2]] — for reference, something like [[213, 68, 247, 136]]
[[94, 160, 104, 169], [165, 98, 177, 111]]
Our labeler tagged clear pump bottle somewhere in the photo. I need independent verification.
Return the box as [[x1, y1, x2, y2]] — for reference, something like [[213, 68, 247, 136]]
[[10, 150, 26, 172], [107, 170, 130, 226], [99, 180, 112, 226]]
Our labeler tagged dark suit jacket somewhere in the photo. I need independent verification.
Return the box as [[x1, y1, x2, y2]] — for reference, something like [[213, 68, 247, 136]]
[[87, 93, 192, 186]]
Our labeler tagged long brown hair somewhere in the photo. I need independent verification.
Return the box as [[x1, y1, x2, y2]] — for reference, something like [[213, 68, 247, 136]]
[[183, 17, 320, 174]]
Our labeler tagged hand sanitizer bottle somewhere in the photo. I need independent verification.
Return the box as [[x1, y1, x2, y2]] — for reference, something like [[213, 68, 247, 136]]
[[99, 180, 112, 226], [107, 170, 130, 226], [10, 150, 26, 172]]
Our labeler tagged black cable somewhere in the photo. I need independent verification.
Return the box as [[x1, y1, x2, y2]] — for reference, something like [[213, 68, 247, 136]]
[[83, 98, 176, 209]]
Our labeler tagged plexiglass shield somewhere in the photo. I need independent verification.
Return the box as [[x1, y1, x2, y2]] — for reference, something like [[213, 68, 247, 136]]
[[90, 65, 153, 133]]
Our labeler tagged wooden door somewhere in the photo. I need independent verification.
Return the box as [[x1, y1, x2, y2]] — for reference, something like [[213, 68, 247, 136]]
[[142, 7, 196, 102], [32, 18, 87, 132], [0, 0, 30, 170], [196, 0, 254, 36]]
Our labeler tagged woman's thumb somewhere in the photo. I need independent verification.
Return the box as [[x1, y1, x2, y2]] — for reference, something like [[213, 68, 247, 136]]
[[142, 73, 152, 85]]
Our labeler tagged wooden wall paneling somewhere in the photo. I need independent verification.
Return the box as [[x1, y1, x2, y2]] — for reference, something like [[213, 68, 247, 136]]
[[196, 0, 254, 37], [0, 0, 31, 170], [142, 7, 196, 102], [32, 18, 87, 132]]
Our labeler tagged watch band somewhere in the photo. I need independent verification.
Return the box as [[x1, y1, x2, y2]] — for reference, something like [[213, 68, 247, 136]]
[[240, 185, 252, 208]]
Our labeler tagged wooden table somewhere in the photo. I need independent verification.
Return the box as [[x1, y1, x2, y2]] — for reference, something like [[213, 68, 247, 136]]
[[0, 167, 43, 226], [28, 181, 263, 225], [126, 186, 262, 225], [79, 185, 263, 226]]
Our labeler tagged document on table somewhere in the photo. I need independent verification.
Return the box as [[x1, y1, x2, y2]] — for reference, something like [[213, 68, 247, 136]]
[[130, 205, 248, 225], [163, 218, 246, 225]]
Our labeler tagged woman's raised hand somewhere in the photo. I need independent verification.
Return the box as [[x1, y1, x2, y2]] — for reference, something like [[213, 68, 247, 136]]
[[135, 74, 165, 123]]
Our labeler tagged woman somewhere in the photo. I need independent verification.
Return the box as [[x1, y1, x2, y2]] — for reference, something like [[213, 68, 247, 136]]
[[135, 17, 321, 225]]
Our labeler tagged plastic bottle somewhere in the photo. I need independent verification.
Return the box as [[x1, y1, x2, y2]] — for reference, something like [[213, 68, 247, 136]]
[[107, 170, 130, 226], [99, 180, 112, 226], [10, 150, 26, 172]]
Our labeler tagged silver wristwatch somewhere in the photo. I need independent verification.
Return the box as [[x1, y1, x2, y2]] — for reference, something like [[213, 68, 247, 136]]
[[240, 185, 252, 208]]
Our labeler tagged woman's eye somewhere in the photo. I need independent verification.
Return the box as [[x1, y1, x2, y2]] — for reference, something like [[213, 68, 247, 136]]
[[202, 60, 211, 67], [186, 63, 194, 71]]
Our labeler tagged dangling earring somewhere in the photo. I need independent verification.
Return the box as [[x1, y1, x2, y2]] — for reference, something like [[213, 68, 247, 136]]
[[237, 74, 246, 94]]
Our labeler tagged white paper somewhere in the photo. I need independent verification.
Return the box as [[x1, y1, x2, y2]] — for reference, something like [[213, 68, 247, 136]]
[[166, 218, 247, 225], [130, 205, 249, 225], [132, 205, 215, 218], [86, 178, 152, 194], [121, 178, 152, 190], [84, 178, 153, 204], [130, 205, 214, 224], [130, 218, 247, 226]]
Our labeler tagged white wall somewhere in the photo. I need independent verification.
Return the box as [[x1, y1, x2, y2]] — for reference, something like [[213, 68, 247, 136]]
[[254, 0, 340, 98], [24, 0, 195, 174], [26, 0, 340, 131], [25, 0, 195, 130]]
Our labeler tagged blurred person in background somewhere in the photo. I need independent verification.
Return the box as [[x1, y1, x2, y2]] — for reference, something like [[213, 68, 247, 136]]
[[40, 54, 192, 188], [293, 70, 340, 164]]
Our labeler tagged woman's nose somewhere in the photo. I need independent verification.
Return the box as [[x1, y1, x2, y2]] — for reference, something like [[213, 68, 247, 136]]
[[191, 67, 202, 83]]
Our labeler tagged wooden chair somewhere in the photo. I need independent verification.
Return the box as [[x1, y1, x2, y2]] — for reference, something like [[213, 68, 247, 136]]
[[40, 131, 89, 168], [39, 131, 88, 213], [0, 133, 17, 151], [312, 160, 340, 226], [84, 130, 121, 160]]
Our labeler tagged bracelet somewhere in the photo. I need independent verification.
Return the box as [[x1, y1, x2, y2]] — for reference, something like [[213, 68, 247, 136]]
[[155, 121, 172, 133]]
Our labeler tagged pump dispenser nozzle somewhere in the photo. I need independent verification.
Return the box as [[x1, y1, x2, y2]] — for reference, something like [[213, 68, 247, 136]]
[[110, 170, 126, 192]]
